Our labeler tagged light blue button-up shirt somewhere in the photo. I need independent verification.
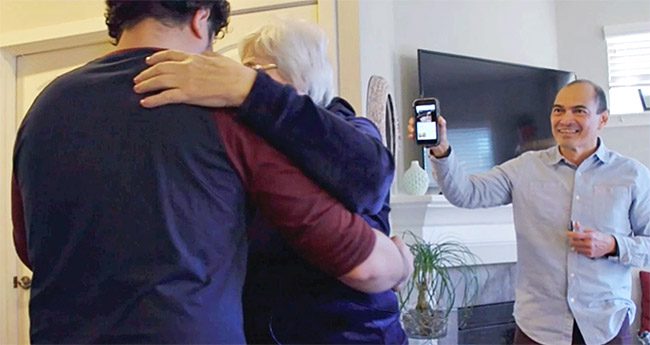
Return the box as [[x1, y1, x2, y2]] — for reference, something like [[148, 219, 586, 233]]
[[430, 140, 650, 345]]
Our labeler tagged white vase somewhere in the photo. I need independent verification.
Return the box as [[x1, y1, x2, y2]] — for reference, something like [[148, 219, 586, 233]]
[[402, 160, 429, 195]]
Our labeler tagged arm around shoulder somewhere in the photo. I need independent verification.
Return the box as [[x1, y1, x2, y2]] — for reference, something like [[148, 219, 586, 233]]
[[237, 74, 394, 214], [213, 113, 410, 292]]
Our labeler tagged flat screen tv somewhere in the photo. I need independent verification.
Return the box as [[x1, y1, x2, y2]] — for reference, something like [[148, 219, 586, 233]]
[[418, 49, 576, 188]]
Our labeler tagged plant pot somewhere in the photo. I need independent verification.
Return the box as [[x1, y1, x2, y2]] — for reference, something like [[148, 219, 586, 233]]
[[400, 306, 448, 339], [397, 233, 481, 340]]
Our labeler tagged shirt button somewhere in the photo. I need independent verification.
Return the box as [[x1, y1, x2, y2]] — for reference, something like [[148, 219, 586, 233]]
[[570, 298, 575, 303], [576, 195, 580, 200], [570, 273, 575, 278], [571, 247, 576, 252]]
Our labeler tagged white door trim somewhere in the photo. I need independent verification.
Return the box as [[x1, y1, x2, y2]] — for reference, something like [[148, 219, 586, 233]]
[[0, 47, 18, 345]]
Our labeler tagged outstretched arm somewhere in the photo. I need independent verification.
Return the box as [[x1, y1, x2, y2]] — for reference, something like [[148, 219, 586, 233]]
[[416, 116, 513, 208], [133, 50, 394, 214]]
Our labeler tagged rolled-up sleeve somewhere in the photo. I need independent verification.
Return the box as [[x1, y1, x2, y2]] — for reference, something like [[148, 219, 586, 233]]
[[429, 149, 513, 209], [611, 166, 650, 267]]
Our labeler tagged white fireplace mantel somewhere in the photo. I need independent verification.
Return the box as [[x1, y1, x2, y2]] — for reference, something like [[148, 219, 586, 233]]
[[390, 194, 517, 265]]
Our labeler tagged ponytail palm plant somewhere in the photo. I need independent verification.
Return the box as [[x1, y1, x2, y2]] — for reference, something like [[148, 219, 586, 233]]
[[398, 232, 481, 339]]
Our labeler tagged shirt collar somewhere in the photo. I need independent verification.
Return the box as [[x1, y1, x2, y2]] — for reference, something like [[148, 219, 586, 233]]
[[545, 137, 611, 166], [546, 145, 565, 166], [593, 138, 611, 164]]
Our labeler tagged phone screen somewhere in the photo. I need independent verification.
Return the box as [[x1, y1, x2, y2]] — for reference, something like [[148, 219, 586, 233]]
[[414, 101, 439, 145]]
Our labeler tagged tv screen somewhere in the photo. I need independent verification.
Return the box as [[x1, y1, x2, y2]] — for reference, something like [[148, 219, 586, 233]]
[[417, 49, 575, 187]]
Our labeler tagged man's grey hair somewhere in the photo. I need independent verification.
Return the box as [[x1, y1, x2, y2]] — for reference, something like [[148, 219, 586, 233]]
[[238, 19, 334, 107], [566, 79, 608, 113]]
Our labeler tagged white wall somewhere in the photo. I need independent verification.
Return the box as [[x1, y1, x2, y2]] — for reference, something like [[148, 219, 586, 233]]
[[358, 0, 395, 117], [362, 0, 560, 192]]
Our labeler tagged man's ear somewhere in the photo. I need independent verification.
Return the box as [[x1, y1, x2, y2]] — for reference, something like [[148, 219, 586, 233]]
[[598, 109, 609, 129], [190, 8, 211, 40]]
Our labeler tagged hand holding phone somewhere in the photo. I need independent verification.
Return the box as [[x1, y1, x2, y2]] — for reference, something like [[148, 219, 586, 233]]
[[412, 97, 440, 146]]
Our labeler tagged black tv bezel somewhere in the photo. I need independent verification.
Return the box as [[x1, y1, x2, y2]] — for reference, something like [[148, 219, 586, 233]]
[[417, 49, 576, 98]]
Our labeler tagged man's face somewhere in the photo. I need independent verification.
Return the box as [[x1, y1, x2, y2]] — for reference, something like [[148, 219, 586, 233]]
[[550, 83, 608, 153]]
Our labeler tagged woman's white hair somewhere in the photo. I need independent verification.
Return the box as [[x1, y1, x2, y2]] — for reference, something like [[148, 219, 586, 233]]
[[238, 18, 334, 107]]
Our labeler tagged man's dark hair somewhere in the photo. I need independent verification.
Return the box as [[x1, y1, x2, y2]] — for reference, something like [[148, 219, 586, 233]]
[[105, 1, 230, 43], [566, 79, 608, 113]]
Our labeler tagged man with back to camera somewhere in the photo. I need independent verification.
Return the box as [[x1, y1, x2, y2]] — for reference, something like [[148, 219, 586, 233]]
[[409, 80, 650, 345], [11, 1, 413, 343]]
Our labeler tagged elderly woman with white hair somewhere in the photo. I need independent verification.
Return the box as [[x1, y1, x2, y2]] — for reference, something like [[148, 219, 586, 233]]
[[238, 19, 334, 107], [236, 19, 405, 345], [133, 19, 404, 344]]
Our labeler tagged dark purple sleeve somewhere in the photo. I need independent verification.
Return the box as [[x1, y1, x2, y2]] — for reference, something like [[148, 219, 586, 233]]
[[235, 72, 394, 215], [211, 111, 376, 277], [12, 173, 31, 269]]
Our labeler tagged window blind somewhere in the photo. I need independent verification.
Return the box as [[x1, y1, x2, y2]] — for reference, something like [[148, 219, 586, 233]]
[[605, 22, 650, 88]]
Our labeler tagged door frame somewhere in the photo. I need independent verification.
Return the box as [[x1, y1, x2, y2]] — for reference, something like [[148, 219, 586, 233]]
[[0, 46, 19, 345], [0, 1, 343, 343]]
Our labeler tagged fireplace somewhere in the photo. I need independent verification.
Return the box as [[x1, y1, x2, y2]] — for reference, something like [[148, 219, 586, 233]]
[[457, 301, 516, 345], [437, 262, 517, 345]]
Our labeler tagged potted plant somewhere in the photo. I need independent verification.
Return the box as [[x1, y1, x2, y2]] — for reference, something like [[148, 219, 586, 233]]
[[398, 232, 482, 340]]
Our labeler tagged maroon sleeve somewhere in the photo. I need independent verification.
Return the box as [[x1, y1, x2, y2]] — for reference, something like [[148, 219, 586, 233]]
[[12, 173, 31, 269], [212, 112, 376, 277]]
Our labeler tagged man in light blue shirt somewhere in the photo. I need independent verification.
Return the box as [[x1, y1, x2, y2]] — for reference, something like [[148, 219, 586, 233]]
[[423, 80, 650, 345]]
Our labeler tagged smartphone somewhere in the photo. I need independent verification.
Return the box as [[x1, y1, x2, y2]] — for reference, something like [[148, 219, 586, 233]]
[[412, 97, 440, 146]]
